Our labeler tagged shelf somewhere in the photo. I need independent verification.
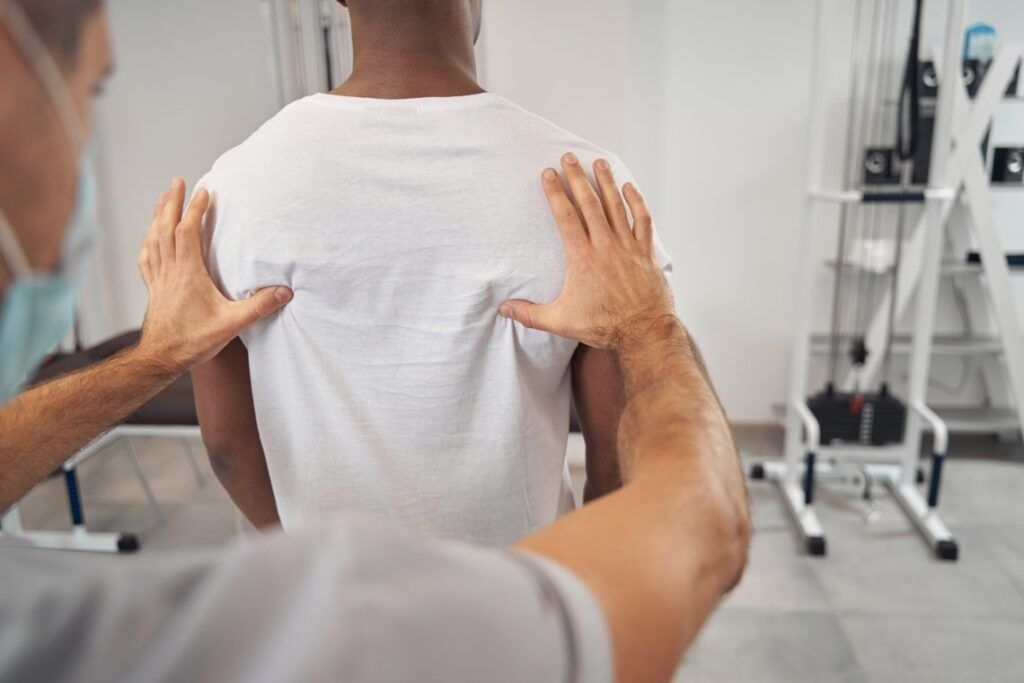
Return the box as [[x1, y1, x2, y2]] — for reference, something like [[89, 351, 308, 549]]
[[810, 334, 1003, 357], [929, 408, 1021, 434], [825, 260, 1021, 276]]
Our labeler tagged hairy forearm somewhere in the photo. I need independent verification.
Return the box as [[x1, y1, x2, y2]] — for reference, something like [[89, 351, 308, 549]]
[[518, 317, 749, 682], [0, 346, 180, 513]]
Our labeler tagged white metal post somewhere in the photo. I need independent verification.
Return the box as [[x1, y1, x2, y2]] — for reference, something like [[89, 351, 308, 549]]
[[899, 0, 965, 485], [784, 0, 831, 476]]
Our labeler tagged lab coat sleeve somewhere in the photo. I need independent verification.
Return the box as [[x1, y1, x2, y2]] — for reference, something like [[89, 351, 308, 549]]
[[0, 515, 612, 683]]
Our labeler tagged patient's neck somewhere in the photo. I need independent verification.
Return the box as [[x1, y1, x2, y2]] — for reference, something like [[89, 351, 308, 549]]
[[332, 16, 483, 99]]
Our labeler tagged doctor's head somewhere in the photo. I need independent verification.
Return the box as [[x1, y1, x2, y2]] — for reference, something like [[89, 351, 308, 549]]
[[0, 0, 112, 293]]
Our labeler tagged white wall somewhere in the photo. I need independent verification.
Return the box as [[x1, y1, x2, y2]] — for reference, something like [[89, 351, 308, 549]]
[[482, 0, 820, 422], [85, 0, 283, 340]]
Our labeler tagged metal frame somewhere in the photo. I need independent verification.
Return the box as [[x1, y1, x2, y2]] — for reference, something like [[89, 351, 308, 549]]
[[761, 0, 969, 560], [0, 426, 203, 554], [841, 42, 1024, 440]]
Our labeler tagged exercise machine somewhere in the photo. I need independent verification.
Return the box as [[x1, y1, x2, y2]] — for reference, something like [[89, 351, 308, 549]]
[[754, 0, 1024, 560]]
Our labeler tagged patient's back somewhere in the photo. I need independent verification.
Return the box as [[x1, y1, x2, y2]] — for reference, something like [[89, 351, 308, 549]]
[[203, 92, 660, 545]]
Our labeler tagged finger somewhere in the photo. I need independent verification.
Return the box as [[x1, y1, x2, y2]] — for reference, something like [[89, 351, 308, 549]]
[[541, 168, 587, 254], [158, 177, 186, 265], [561, 153, 613, 244], [176, 189, 210, 262], [137, 250, 152, 284], [151, 190, 170, 221], [498, 299, 557, 334], [143, 188, 171, 269], [228, 286, 293, 331], [623, 182, 653, 252], [146, 232, 162, 273], [592, 159, 631, 239]]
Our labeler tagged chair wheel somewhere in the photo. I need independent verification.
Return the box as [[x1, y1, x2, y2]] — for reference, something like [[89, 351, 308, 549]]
[[750, 463, 766, 480], [936, 539, 959, 561], [806, 536, 827, 556]]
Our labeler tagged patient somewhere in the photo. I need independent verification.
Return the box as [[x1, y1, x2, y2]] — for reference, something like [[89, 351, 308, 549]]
[[192, 0, 671, 546]]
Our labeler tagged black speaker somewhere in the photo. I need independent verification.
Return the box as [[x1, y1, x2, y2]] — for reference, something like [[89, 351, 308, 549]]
[[991, 147, 1024, 183], [919, 61, 939, 98], [863, 148, 900, 186], [963, 59, 987, 98], [921, 59, 989, 99]]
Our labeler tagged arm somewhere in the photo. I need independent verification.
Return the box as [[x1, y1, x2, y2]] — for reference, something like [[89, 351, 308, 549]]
[[571, 345, 623, 502], [505, 155, 749, 683], [192, 339, 280, 529], [0, 179, 292, 513]]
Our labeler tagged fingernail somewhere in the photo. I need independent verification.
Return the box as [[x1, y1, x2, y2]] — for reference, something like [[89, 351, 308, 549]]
[[498, 305, 512, 318], [595, 158, 609, 171], [542, 168, 557, 180], [563, 152, 578, 165], [276, 287, 293, 303], [624, 182, 637, 193]]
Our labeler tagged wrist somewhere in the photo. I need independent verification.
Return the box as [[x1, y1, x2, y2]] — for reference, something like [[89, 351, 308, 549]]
[[125, 339, 189, 382], [613, 313, 685, 354]]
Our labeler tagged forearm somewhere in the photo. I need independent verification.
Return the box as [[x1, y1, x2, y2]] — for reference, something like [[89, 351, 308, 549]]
[[519, 317, 749, 683], [572, 346, 624, 503], [0, 346, 180, 512], [192, 340, 280, 530], [205, 445, 280, 529]]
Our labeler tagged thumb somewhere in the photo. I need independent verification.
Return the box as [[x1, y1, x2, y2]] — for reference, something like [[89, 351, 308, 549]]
[[231, 286, 293, 329], [499, 299, 555, 332]]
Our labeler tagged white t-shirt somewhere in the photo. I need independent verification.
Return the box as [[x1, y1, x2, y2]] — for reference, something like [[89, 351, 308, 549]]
[[202, 92, 671, 545]]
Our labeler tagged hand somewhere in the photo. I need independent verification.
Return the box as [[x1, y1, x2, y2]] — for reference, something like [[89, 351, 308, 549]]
[[137, 178, 292, 371], [499, 154, 675, 350]]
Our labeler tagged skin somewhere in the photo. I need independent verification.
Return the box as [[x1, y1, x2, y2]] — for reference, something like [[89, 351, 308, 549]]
[[512, 156, 750, 683], [0, 7, 293, 513], [193, 0, 626, 526]]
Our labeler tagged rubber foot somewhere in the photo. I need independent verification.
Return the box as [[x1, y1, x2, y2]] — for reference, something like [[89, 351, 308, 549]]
[[806, 536, 827, 556], [936, 539, 959, 561], [118, 534, 141, 554], [750, 463, 766, 480], [916, 467, 926, 484]]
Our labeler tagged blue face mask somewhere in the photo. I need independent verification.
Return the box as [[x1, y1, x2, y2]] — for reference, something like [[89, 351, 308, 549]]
[[0, 0, 97, 404], [0, 157, 97, 403]]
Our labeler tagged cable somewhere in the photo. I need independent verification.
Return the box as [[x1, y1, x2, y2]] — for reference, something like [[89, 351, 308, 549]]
[[828, 0, 869, 388], [897, 0, 924, 161]]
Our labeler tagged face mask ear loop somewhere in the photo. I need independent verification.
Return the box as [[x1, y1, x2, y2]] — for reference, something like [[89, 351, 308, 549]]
[[1, 0, 86, 150], [0, 208, 33, 279]]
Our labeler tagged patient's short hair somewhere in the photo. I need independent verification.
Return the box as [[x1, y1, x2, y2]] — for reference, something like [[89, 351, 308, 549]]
[[10, 0, 105, 66]]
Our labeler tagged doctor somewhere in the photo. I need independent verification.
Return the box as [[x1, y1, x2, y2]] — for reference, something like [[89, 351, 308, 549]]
[[0, 2, 749, 682]]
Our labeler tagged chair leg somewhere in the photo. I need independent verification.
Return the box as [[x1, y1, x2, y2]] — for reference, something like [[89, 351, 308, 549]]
[[183, 439, 205, 488], [123, 439, 164, 525]]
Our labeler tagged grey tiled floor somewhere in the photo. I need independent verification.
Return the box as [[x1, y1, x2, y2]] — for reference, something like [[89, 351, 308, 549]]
[[16, 428, 1024, 682]]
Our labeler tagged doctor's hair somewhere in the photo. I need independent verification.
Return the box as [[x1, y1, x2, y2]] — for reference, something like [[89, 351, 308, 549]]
[[10, 0, 105, 66]]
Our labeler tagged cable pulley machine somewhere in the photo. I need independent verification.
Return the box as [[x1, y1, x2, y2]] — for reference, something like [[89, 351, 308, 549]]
[[751, 0, 991, 561]]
